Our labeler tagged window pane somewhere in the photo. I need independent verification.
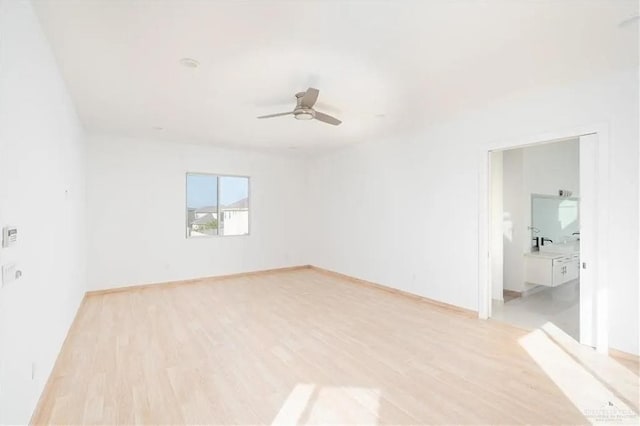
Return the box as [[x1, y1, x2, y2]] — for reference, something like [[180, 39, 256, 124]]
[[219, 176, 249, 236], [186, 174, 218, 237]]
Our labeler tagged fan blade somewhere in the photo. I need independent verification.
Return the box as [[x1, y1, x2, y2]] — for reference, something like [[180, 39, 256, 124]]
[[257, 112, 293, 119], [314, 111, 342, 126], [300, 87, 319, 108]]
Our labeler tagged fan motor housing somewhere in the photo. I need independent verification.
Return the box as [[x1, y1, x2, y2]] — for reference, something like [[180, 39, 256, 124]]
[[294, 109, 315, 120]]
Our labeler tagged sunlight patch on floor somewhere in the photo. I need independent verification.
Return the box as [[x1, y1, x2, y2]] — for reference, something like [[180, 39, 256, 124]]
[[271, 384, 316, 425], [271, 384, 380, 425], [519, 323, 639, 425], [540, 322, 639, 413]]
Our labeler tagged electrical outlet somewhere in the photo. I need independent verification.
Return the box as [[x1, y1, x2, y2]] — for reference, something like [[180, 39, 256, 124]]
[[2, 263, 18, 287]]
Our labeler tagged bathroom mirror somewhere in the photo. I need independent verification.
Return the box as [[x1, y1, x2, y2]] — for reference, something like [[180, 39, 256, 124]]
[[531, 194, 579, 246]]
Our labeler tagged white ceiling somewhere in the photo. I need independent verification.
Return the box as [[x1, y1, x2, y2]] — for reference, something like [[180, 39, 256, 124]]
[[34, 0, 638, 153]]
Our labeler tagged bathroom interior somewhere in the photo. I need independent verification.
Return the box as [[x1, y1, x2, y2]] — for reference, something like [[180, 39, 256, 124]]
[[490, 138, 581, 340]]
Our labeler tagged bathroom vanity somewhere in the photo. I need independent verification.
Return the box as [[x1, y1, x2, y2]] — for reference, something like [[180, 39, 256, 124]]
[[525, 194, 580, 288], [524, 247, 580, 287]]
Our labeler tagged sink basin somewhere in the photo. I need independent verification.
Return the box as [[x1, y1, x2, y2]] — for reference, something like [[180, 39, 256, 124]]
[[539, 241, 580, 253]]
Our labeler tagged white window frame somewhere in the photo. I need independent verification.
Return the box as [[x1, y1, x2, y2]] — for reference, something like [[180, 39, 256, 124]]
[[185, 172, 251, 238]]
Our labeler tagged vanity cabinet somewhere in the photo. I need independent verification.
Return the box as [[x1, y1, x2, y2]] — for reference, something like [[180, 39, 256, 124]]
[[525, 252, 580, 287]]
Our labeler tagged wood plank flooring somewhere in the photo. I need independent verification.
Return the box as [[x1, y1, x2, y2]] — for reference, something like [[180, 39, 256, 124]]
[[503, 289, 522, 303], [32, 268, 639, 425]]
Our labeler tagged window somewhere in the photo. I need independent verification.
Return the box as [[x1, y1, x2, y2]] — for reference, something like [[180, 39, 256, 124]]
[[186, 173, 249, 237]]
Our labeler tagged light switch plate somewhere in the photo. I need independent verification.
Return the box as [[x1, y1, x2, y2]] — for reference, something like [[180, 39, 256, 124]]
[[2, 226, 17, 248]]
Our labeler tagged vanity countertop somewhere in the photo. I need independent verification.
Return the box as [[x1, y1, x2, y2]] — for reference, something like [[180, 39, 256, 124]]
[[525, 250, 579, 259], [538, 241, 580, 254]]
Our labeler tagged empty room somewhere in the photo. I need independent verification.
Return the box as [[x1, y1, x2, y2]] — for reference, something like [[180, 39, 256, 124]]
[[0, 0, 639, 424]]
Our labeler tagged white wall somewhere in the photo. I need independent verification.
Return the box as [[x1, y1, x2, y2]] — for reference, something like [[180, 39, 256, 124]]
[[502, 138, 580, 292], [0, 1, 87, 423], [523, 139, 580, 202], [86, 135, 307, 290], [502, 149, 525, 292], [490, 151, 503, 300], [306, 68, 639, 355]]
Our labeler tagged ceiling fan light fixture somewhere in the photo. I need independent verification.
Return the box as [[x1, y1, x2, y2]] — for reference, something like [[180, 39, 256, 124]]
[[294, 111, 314, 120], [179, 57, 199, 68]]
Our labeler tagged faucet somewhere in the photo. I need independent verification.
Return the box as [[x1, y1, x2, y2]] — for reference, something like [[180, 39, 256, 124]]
[[541, 238, 553, 246], [532, 236, 540, 248]]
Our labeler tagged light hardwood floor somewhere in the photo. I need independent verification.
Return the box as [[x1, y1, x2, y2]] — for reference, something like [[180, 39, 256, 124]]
[[32, 268, 639, 425]]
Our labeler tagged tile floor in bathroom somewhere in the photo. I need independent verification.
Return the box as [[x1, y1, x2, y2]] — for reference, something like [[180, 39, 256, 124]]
[[491, 280, 579, 340]]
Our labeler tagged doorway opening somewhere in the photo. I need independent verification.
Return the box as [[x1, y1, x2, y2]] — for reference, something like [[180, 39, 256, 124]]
[[479, 130, 608, 352], [490, 139, 580, 339]]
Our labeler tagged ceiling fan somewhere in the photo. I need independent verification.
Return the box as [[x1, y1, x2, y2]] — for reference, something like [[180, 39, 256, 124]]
[[257, 88, 342, 126]]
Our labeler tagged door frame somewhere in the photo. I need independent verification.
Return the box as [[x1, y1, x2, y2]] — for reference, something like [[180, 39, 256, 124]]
[[477, 124, 609, 353]]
